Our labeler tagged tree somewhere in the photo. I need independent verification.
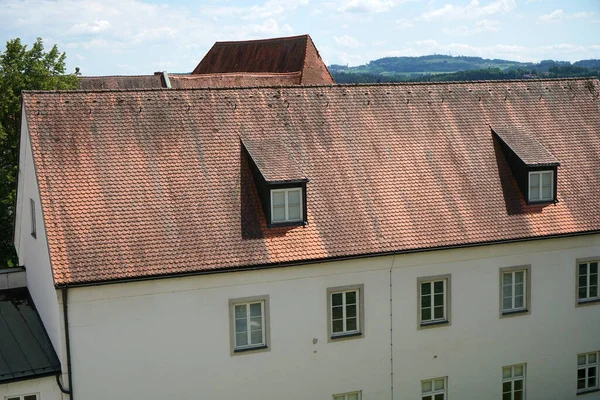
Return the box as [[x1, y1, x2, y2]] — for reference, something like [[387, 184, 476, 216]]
[[0, 38, 78, 267]]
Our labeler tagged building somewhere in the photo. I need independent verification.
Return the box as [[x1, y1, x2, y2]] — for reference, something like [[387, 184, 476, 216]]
[[7, 36, 600, 400], [78, 35, 333, 90]]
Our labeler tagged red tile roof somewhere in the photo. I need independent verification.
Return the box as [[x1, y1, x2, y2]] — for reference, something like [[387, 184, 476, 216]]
[[23, 78, 600, 285], [492, 125, 559, 166], [169, 72, 302, 89], [78, 75, 164, 90], [191, 35, 334, 85]]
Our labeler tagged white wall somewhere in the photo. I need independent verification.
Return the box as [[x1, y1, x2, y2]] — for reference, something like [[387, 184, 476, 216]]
[[13, 109, 64, 366], [391, 234, 600, 400], [1, 376, 62, 400], [64, 234, 600, 400]]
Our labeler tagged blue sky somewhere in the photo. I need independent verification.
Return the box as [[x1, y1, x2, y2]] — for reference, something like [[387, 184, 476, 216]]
[[1, 0, 599, 75]]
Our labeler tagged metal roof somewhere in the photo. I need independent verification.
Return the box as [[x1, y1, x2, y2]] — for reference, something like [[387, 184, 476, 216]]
[[0, 288, 61, 383]]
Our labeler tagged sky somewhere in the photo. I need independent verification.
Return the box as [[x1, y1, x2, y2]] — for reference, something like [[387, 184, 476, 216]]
[[0, 0, 599, 76]]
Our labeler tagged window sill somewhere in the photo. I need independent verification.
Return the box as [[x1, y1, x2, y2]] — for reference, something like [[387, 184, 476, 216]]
[[501, 309, 529, 318], [329, 332, 363, 342], [577, 388, 600, 396], [419, 320, 450, 330], [232, 345, 269, 355], [267, 221, 306, 229], [576, 298, 600, 308]]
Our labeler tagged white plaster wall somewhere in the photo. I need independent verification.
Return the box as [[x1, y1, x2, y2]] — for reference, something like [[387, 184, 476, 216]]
[[13, 109, 64, 364], [391, 235, 600, 400], [64, 234, 600, 400], [1, 376, 62, 400]]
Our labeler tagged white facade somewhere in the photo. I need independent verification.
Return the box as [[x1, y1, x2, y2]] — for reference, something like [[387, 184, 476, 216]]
[[1, 376, 62, 400], [58, 234, 599, 400]]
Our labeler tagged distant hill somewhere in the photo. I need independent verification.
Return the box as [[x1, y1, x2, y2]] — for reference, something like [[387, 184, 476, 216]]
[[329, 55, 600, 83]]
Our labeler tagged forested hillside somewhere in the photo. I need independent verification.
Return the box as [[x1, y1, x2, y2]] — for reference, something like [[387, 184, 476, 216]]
[[329, 55, 600, 83]]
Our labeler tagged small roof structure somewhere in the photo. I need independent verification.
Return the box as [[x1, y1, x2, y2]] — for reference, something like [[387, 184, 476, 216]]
[[0, 288, 61, 383]]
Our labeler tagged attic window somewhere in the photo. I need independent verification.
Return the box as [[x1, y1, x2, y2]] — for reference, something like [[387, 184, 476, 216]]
[[271, 188, 303, 223], [528, 171, 553, 202], [491, 126, 559, 205]]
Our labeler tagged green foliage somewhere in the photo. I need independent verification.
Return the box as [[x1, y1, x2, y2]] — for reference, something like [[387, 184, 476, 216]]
[[0, 38, 78, 267], [330, 55, 600, 84]]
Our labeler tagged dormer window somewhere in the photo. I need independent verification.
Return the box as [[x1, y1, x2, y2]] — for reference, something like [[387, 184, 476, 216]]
[[242, 137, 308, 228], [492, 126, 559, 205], [528, 171, 553, 202], [271, 188, 303, 223]]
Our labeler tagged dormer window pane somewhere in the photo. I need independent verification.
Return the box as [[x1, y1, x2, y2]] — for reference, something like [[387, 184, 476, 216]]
[[542, 172, 552, 199], [529, 174, 540, 200], [270, 188, 303, 224], [272, 192, 286, 222], [528, 171, 553, 202]]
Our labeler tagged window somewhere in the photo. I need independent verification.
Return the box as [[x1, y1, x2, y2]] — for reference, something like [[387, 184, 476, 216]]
[[6, 395, 39, 400], [528, 170, 553, 202], [333, 391, 361, 400], [229, 295, 270, 355], [422, 377, 447, 400], [577, 260, 599, 304], [500, 266, 531, 316], [578, 352, 599, 394], [270, 188, 302, 224], [418, 275, 451, 327], [503, 364, 526, 400], [328, 285, 364, 340], [30, 198, 36, 238]]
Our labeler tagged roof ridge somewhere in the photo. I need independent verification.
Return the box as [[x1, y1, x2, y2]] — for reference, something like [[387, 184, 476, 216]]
[[214, 34, 310, 46], [23, 77, 599, 95]]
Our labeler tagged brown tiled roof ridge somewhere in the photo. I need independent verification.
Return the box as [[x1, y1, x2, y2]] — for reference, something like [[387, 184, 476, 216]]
[[212, 34, 310, 45], [27, 76, 600, 94]]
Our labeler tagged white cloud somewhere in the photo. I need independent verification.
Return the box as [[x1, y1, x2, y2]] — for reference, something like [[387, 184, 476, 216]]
[[539, 9, 594, 23], [539, 9, 563, 23], [396, 18, 415, 29], [420, 0, 515, 21], [444, 19, 500, 36], [338, 0, 418, 14], [334, 34, 363, 47], [69, 20, 111, 35]]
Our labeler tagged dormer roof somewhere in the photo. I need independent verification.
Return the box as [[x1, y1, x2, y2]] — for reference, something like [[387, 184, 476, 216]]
[[242, 136, 307, 184], [492, 125, 559, 167]]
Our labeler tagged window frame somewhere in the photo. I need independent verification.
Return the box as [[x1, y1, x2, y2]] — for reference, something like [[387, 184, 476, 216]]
[[417, 274, 451, 329], [327, 284, 365, 342], [576, 257, 600, 307], [270, 187, 303, 224], [502, 363, 526, 400], [499, 265, 531, 318], [30, 198, 36, 238], [332, 391, 362, 400], [528, 170, 554, 203], [421, 376, 447, 400], [229, 295, 270, 356], [577, 351, 599, 395], [5, 394, 39, 400]]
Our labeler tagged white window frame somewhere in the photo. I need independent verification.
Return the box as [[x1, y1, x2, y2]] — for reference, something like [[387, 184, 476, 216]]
[[577, 260, 599, 304], [528, 170, 553, 202], [330, 289, 360, 337], [578, 351, 599, 394], [418, 275, 451, 328], [500, 266, 531, 316], [502, 364, 526, 400], [270, 187, 303, 224], [229, 295, 270, 355], [5, 394, 40, 400], [421, 377, 447, 400], [30, 198, 36, 238], [333, 391, 361, 400]]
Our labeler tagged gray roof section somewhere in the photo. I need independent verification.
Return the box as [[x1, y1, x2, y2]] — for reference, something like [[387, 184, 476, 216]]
[[0, 288, 61, 383]]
